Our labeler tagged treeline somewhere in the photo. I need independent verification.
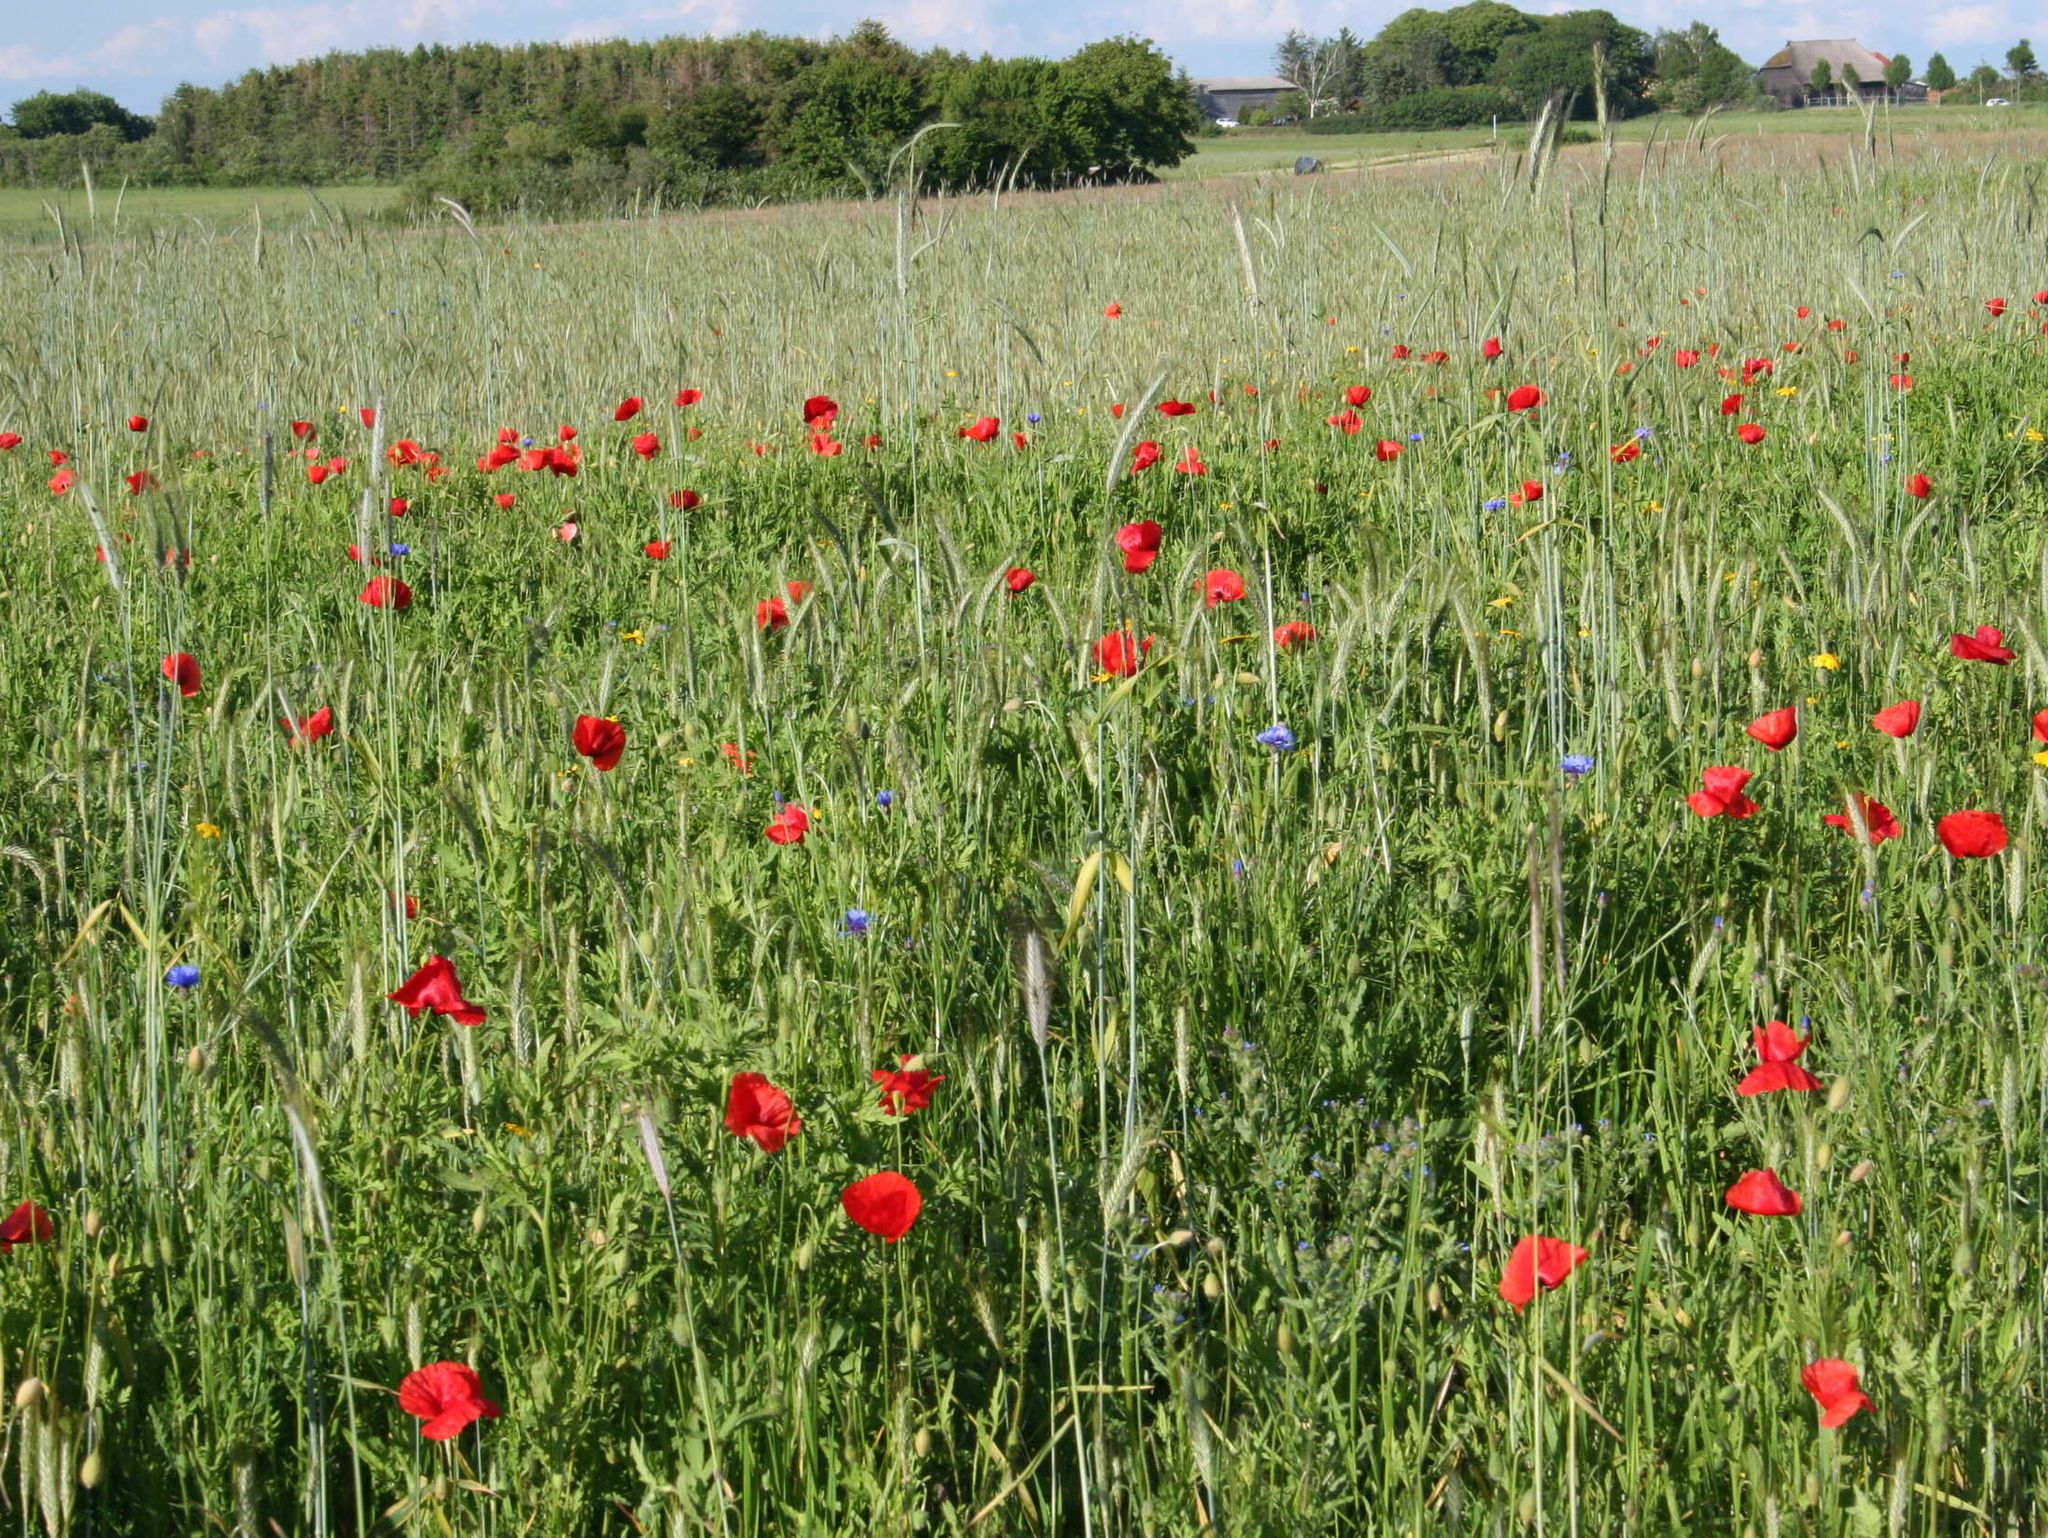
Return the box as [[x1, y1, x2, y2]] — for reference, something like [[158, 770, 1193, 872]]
[[1270, 4, 1760, 126], [0, 24, 1199, 211]]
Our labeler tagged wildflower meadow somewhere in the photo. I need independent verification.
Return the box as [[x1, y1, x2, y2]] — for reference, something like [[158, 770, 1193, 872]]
[[4, 129, 2048, 1534]]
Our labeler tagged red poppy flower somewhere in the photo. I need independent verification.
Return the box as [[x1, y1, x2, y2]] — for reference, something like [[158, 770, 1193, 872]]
[[765, 804, 809, 845], [1736, 423, 1767, 445], [360, 576, 412, 610], [810, 432, 842, 457], [389, 497, 410, 517], [1871, 700, 1919, 738], [2037, 291, 2048, 307], [307, 463, 331, 485], [1482, 336, 1503, 360], [572, 715, 626, 771], [786, 580, 812, 605], [161, 653, 201, 698], [613, 396, 644, 422], [358, 408, 377, 428], [1157, 400, 1196, 417], [288, 420, 315, 439], [1129, 440, 1162, 474], [756, 596, 789, 631], [1987, 297, 2008, 318], [1497, 1235, 1587, 1312], [1516, 479, 1544, 504], [126, 414, 149, 433], [1110, 403, 1126, 419], [862, 433, 882, 449], [1718, 393, 1743, 416], [388, 955, 486, 1026], [1005, 567, 1036, 594], [1688, 765, 1757, 819], [841, 1170, 922, 1242], [284, 706, 334, 745], [398, 1362, 503, 1441], [1674, 349, 1700, 368], [1274, 621, 1318, 649], [959, 416, 1000, 442], [1095, 627, 1153, 677], [125, 470, 158, 495], [631, 431, 660, 460], [1802, 1359, 1872, 1429], [0, 1200, 54, 1252], [1422, 350, 1450, 365], [1724, 1168, 1801, 1216], [1204, 568, 1246, 607], [1327, 409, 1364, 434], [725, 1072, 802, 1152], [1174, 446, 1208, 476], [494, 492, 516, 510], [1905, 473, 1933, 499], [47, 467, 75, 496], [1829, 317, 1846, 331], [1104, 302, 1122, 318], [1345, 384, 1372, 406], [1937, 809, 2007, 858], [1823, 794, 1900, 844], [2033, 708, 2048, 744], [1737, 1019, 1824, 1095], [1506, 385, 1545, 413], [675, 388, 702, 407], [1390, 344, 1412, 360], [873, 1054, 945, 1115], [0, 432, 18, 451], [670, 489, 700, 510], [1115, 520, 1163, 573], [1951, 625, 2015, 664], [1741, 358, 1773, 382], [643, 540, 670, 560], [720, 742, 755, 775], [1372, 438, 1403, 461], [802, 394, 838, 431], [1746, 707, 1797, 751], [1889, 373, 1915, 391], [1610, 440, 1641, 464]]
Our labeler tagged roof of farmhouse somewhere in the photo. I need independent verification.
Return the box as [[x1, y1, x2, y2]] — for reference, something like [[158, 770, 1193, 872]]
[[1195, 77, 1298, 93], [1758, 40, 1891, 78]]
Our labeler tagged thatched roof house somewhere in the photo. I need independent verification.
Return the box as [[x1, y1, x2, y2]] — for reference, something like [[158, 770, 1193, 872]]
[[1757, 40, 1892, 105]]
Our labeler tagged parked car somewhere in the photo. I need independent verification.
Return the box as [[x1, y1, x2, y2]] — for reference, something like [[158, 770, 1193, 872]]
[[1213, 117, 1239, 129], [1987, 97, 2012, 107]]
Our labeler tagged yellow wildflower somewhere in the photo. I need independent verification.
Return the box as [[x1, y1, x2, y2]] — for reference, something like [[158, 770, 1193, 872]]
[[195, 822, 221, 839], [1775, 385, 1799, 398], [1811, 652, 1840, 670]]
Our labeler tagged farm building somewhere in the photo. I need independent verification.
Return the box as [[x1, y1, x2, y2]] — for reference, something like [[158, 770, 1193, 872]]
[[1193, 76, 1296, 121], [1756, 40, 1893, 105]]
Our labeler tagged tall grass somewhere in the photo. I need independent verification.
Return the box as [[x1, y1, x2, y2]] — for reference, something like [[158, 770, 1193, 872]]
[[0, 129, 2045, 1533]]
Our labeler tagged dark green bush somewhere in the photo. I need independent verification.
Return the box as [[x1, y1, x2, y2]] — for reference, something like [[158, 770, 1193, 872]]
[[1302, 86, 1523, 133]]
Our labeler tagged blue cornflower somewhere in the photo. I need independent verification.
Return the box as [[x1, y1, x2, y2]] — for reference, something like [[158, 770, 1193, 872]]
[[1409, 431, 1424, 441], [1256, 724, 1297, 751], [841, 907, 872, 937], [520, 436, 533, 447], [165, 964, 200, 990], [1634, 425, 1654, 440], [1484, 497, 1508, 511], [1026, 412, 1042, 424], [388, 543, 410, 556], [1561, 753, 1595, 779], [875, 789, 894, 810]]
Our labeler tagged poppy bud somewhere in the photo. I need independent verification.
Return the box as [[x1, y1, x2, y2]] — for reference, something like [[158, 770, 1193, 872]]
[[1275, 1322, 1295, 1356], [80, 1449, 104, 1489], [472, 1203, 487, 1234], [186, 1045, 204, 1072], [1827, 1077, 1851, 1112], [1849, 1159, 1875, 1182], [83, 1211, 100, 1239], [1201, 1272, 1223, 1299], [14, 1378, 45, 1409], [913, 1428, 933, 1458]]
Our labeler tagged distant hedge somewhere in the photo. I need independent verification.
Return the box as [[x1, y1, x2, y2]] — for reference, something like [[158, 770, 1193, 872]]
[[1302, 86, 1524, 133]]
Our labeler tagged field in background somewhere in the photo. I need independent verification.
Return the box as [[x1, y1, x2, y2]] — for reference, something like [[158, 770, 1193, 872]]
[[0, 184, 397, 247], [1, 118, 2047, 1534]]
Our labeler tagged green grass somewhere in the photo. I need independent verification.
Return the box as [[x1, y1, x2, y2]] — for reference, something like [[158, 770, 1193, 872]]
[[1182, 102, 2048, 176], [1, 122, 2047, 1535], [0, 184, 398, 246]]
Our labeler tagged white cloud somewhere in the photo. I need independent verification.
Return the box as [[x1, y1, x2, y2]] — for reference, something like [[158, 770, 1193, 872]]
[[559, 0, 746, 45], [1923, 4, 2012, 48], [0, 43, 79, 82]]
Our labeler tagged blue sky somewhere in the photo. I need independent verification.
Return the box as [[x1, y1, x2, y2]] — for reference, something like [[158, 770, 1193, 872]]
[[4, 0, 2033, 115]]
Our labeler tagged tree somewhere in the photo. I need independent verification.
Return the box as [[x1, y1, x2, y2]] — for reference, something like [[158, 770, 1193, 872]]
[[1039, 37, 1198, 178], [1841, 62, 1860, 97], [2008, 39, 2038, 79], [1274, 30, 1357, 116], [9, 89, 152, 141], [1925, 53, 1956, 94], [1490, 10, 1656, 118], [1884, 54, 1911, 96], [1810, 60, 1832, 101], [1649, 22, 1751, 112], [1970, 62, 2001, 95]]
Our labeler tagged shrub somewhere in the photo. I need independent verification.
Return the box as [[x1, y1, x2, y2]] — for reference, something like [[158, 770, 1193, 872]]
[[1302, 85, 1523, 133]]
